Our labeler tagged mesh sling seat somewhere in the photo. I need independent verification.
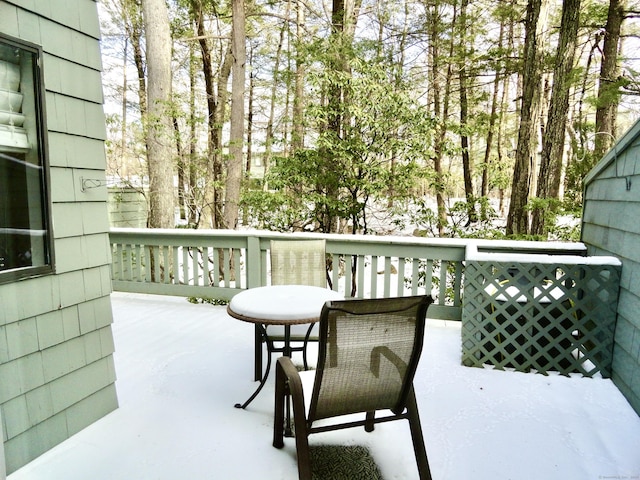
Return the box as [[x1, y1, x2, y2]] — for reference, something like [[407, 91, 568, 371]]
[[253, 239, 328, 379], [273, 295, 434, 480]]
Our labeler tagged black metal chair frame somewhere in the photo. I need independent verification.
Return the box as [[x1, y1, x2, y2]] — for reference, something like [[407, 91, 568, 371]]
[[273, 295, 434, 480]]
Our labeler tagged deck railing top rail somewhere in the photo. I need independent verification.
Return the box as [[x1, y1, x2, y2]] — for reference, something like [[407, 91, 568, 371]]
[[110, 227, 587, 252]]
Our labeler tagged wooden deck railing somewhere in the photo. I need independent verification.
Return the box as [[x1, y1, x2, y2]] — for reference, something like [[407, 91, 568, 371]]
[[109, 228, 588, 322]]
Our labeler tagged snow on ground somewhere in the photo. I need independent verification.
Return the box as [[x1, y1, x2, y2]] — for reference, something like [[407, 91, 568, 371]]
[[8, 292, 640, 480]]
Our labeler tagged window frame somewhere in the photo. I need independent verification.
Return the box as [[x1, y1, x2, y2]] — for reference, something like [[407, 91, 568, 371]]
[[0, 33, 54, 284]]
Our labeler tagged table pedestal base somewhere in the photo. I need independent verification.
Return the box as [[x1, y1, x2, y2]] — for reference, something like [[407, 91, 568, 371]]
[[235, 323, 312, 413]]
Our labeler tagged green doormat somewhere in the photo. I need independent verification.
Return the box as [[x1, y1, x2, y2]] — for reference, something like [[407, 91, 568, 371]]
[[310, 445, 383, 480]]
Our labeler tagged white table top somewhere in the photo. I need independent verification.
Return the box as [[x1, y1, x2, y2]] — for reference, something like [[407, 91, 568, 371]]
[[227, 285, 344, 325]]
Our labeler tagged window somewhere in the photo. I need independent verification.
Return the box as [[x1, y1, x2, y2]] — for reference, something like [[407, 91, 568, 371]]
[[0, 35, 52, 281]]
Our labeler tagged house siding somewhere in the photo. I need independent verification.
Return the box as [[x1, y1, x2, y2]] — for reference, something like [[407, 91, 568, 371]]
[[0, 0, 118, 474], [582, 118, 640, 416]]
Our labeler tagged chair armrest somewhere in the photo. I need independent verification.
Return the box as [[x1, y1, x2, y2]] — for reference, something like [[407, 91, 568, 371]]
[[276, 356, 303, 385]]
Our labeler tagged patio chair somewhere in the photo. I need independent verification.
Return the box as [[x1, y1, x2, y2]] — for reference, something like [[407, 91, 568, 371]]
[[270, 239, 327, 287], [273, 295, 434, 480], [253, 239, 328, 379]]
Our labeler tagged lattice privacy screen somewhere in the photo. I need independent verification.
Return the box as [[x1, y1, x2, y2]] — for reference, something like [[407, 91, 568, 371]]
[[461, 261, 620, 377]]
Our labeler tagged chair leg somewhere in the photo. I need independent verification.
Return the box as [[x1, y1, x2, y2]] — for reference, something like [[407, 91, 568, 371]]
[[273, 358, 313, 480], [290, 382, 312, 479], [273, 361, 286, 448], [254, 324, 263, 381], [302, 323, 315, 370], [365, 411, 375, 432], [406, 387, 432, 480], [294, 422, 312, 480]]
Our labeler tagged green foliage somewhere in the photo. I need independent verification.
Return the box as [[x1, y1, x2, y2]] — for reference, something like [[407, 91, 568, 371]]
[[564, 149, 598, 208], [403, 259, 459, 305], [525, 197, 582, 242], [102, 0, 638, 242], [548, 219, 581, 243], [263, 149, 349, 232], [579, 0, 610, 25], [399, 197, 504, 239], [187, 296, 228, 306], [260, 41, 437, 233], [404, 258, 440, 295], [487, 154, 514, 192], [240, 189, 313, 232], [527, 197, 562, 231]]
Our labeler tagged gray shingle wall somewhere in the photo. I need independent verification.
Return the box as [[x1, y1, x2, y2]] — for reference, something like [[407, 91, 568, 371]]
[[582, 119, 640, 416], [0, 0, 117, 473]]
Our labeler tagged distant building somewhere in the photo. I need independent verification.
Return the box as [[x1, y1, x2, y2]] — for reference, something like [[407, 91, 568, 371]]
[[108, 187, 147, 228]]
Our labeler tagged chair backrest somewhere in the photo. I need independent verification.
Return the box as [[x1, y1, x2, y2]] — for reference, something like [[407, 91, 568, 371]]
[[309, 295, 433, 422], [270, 239, 327, 288]]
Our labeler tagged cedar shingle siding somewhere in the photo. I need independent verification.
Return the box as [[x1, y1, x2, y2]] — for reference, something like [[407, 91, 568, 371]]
[[583, 118, 640, 416], [0, 1, 117, 474]]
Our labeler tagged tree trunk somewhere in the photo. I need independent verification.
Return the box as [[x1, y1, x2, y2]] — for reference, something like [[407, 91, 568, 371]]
[[127, 3, 150, 212], [246, 44, 254, 178], [506, 0, 543, 236], [263, 7, 289, 191], [291, 0, 306, 152], [482, 7, 506, 202], [188, 41, 198, 226], [458, 0, 475, 225], [191, 1, 221, 228], [174, 115, 186, 221], [223, 0, 246, 231], [531, 0, 580, 236], [386, 0, 411, 207], [142, 0, 175, 229], [594, 0, 624, 159], [497, 16, 516, 218], [120, 36, 128, 170], [214, 44, 233, 226], [428, 0, 454, 237], [127, 1, 147, 119], [323, 0, 360, 233]]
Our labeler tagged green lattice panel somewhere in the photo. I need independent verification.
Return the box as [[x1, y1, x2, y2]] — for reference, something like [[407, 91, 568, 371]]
[[461, 261, 620, 377]]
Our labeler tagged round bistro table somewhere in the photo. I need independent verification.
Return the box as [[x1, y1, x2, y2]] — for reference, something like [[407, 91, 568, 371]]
[[227, 284, 344, 409]]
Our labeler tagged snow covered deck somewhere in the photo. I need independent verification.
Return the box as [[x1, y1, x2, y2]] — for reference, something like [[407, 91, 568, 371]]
[[8, 292, 640, 480]]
